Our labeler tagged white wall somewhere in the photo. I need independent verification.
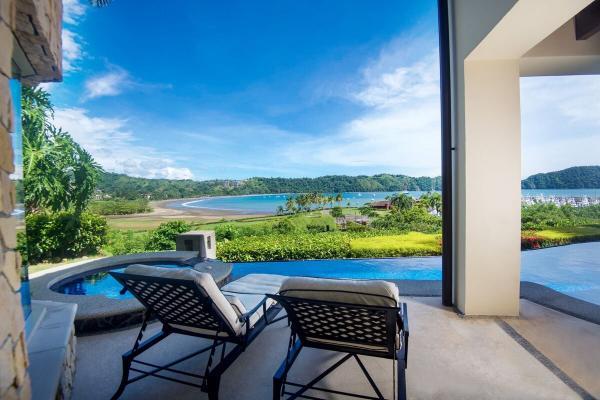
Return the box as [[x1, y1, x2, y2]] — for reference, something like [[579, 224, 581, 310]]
[[449, 0, 595, 316]]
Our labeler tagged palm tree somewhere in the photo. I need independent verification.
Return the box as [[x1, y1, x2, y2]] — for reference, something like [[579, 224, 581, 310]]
[[335, 193, 343, 206], [327, 195, 334, 209], [276, 205, 285, 215], [285, 195, 296, 214], [389, 193, 414, 211], [295, 194, 308, 213]]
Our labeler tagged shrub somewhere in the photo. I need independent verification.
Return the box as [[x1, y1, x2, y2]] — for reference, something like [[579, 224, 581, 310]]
[[214, 223, 272, 241], [88, 199, 152, 215], [217, 233, 351, 262], [345, 222, 370, 232], [306, 223, 332, 233], [521, 204, 575, 230], [145, 221, 193, 251], [330, 206, 343, 218], [290, 214, 336, 233], [215, 224, 242, 241], [372, 206, 441, 233], [24, 211, 108, 264], [103, 230, 148, 256], [271, 218, 297, 234], [520, 225, 600, 250]]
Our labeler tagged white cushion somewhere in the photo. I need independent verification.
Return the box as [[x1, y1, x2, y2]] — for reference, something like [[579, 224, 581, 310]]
[[221, 274, 287, 295], [124, 264, 243, 335], [279, 277, 399, 307], [221, 274, 287, 327], [223, 295, 247, 317]]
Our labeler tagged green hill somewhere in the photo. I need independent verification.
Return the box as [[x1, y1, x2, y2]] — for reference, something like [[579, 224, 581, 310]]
[[97, 172, 442, 200], [521, 166, 600, 189]]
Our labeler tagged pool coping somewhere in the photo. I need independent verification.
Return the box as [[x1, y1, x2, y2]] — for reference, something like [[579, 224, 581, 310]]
[[390, 280, 600, 325], [520, 281, 600, 326], [29, 251, 232, 334]]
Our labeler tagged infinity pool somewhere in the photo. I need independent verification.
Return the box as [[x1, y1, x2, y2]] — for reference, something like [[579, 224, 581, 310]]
[[54, 242, 600, 305]]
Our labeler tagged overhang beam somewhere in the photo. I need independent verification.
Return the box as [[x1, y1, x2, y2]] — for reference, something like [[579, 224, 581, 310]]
[[575, 0, 600, 40]]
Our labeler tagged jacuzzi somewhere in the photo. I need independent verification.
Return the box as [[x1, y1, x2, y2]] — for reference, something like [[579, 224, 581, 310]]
[[31, 252, 232, 333]]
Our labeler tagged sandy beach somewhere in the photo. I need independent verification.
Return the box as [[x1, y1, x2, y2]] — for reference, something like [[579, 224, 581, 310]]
[[149, 198, 270, 221]]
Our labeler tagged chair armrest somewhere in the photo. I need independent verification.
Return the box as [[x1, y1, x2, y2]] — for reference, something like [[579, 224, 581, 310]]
[[238, 296, 269, 323], [400, 303, 409, 337]]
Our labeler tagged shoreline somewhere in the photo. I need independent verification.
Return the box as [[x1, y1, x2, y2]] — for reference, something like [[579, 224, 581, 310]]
[[149, 197, 271, 220]]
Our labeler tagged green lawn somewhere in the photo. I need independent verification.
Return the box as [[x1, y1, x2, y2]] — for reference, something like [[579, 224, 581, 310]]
[[349, 232, 442, 257], [106, 210, 329, 231]]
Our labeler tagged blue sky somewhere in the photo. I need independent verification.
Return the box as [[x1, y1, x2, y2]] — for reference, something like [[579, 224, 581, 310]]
[[44, 0, 599, 181]]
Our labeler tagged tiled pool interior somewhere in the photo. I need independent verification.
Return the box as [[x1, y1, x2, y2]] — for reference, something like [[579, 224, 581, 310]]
[[55, 242, 600, 305]]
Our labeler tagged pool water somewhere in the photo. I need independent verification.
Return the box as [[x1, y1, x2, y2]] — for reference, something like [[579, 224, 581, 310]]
[[53, 243, 600, 305], [230, 257, 441, 281]]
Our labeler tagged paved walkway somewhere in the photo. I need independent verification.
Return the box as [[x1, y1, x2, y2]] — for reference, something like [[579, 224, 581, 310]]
[[71, 298, 599, 399]]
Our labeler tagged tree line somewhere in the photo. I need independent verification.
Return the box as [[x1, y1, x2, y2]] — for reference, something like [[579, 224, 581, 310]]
[[95, 172, 442, 201]]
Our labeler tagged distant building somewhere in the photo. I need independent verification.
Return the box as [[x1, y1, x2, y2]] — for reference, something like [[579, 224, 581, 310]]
[[370, 200, 391, 210]]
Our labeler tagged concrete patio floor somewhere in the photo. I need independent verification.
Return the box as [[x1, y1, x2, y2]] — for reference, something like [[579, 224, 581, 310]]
[[71, 297, 600, 400]]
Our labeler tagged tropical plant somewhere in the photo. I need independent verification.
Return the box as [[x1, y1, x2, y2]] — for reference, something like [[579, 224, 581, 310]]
[[358, 205, 377, 218], [372, 206, 441, 233], [284, 195, 296, 214], [419, 192, 442, 213], [22, 86, 102, 214], [24, 211, 108, 264], [145, 221, 193, 251], [388, 193, 414, 211], [331, 206, 343, 218]]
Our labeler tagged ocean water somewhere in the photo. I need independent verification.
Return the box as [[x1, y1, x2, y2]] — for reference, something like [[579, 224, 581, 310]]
[[177, 191, 429, 214], [174, 189, 600, 214]]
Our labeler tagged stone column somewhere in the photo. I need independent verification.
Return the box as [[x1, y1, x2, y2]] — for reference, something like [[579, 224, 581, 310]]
[[0, 0, 31, 398]]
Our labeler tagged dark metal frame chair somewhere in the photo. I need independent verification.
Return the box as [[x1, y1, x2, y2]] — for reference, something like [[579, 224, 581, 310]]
[[110, 271, 284, 400], [267, 294, 409, 400]]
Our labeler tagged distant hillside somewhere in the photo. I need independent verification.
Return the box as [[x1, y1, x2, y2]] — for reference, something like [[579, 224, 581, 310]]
[[521, 166, 600, 189], [97, 172, 442, 200]]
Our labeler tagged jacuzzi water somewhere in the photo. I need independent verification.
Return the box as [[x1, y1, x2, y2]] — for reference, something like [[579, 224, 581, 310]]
[[53, 243, 600, 305], [55, 261, 190, 300]]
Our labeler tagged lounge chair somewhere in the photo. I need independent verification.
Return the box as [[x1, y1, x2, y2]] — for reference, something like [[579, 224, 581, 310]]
[[109, 265, 286, 400], [268, 277, 409, 400]]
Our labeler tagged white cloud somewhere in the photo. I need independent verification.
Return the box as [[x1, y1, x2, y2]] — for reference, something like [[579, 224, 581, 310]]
[[83, 68, 129, 99], [51, 107, 194, 180], [285, 36, 441, 177], [354, 52, 439, 109], [62, 29, 84, 72], [521, 75, 600, 177], [63, 0, 86, 25], [61, 0, 86, 73], [82, 66, 172, 100]]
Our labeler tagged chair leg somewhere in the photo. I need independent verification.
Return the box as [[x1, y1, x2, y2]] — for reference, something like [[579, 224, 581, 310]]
[[397, 358, 407, 400], [110, 354, 132, 400], [273, 374, 284, 400], [206, 375, 220, 400]]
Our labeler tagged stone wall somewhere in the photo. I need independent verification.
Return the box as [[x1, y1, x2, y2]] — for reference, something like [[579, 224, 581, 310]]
[[57, 330, 76, 400], [16, 0, 63, 85], [0, 0, 31, 398], [1, 0, 62, 398]]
